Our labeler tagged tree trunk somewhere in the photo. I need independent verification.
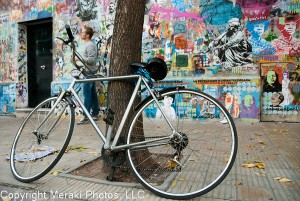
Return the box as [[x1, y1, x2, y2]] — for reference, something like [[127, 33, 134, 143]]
[[108, 0, 146, 137], [104, 0, 147, 180]]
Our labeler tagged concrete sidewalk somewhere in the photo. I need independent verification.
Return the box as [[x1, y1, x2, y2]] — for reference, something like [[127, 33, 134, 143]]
[[0, 116, 299, 201]]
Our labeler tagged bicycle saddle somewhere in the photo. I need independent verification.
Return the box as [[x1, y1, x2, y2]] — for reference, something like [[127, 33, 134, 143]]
[[131, 58, 168, 81]]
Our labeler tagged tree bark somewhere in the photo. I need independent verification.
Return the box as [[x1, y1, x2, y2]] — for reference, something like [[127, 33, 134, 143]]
[[108, 0, 146, 137]]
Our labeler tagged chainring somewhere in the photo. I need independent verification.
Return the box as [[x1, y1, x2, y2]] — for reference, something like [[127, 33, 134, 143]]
[[101, 138, 126, 167]]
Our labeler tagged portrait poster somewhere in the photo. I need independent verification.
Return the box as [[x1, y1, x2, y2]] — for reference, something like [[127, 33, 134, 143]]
[[260, 63, 300, 122]]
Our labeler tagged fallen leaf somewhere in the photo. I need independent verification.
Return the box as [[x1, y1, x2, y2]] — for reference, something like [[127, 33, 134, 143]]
[[241, 163, 256, 168], [171, 181, 177, 187], [165, 160, 177, 169], [235, 181, 243, 186], [279, 178, 292, 182], [255, 163, 266, 169], [255, 162, 266, 169], [255, 172, 260, 176], [66, 145, 89, 152], [255, 133, 262, 136], [179, 178, 184, 181], [260, 170, 267, 174], [273, 177, 282, 180], [273, 129, 289, 133], [258, 141, 265, 145], [50, 170, 62, 176], [33, 148, 46, 152]]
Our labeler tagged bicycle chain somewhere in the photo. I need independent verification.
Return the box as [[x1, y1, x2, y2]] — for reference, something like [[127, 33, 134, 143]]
[[104, 135, 181, 172]]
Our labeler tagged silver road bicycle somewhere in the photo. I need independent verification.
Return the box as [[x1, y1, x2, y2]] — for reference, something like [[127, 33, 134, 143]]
[[10, 25, 237, 200]]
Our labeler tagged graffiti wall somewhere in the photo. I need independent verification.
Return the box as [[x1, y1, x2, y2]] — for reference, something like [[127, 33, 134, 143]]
[[142, 0, 300, 122], [0, 0, 117, 114], [53, 0, 116, 81], [0, 0, 299, 122]]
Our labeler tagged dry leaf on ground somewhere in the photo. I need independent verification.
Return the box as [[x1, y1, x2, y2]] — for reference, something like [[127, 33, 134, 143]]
[[255, 162, 266, 169], [241, 163, 256, 168], [165, 160, 177, 169], [50, 170, 62, 176], [66, 145, 89, 152], [273, 177, 292, 183], [235, 181, 243, 186], [241, 162, 266, 169]]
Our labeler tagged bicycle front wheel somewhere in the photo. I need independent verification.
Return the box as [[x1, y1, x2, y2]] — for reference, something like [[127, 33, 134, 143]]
[[126, 89, 237, 200], [10, 97, 75, 182]]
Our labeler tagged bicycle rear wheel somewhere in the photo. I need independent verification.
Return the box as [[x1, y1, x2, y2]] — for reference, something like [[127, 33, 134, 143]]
[[126, 89, 237, 199], [10, 97, 75, 182]]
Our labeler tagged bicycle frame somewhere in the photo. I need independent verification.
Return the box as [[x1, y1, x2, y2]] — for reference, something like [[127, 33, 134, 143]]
[[51, 29, 176, 152], [49, 74, 177, 152]]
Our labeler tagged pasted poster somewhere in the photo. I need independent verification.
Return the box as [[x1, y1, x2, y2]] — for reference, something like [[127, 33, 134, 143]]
[[0, 83, 16, 114], [261, 62, 300, 122]]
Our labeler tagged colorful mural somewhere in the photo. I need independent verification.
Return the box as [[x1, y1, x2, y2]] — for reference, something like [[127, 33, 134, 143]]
[[0, 0, 299, 122], [53, 0, 116, 81], [141, 0, 300, 122]]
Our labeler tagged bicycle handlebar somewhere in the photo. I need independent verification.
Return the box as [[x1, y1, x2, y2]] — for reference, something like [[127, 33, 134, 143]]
[[65, 24, 74, 41]]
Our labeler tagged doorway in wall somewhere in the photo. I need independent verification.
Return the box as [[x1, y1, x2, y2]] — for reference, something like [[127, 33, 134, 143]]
[[27, 18, 53, 107]]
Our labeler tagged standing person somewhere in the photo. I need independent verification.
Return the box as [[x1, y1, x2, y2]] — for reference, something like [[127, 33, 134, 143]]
[[77, 25, 100, 124]]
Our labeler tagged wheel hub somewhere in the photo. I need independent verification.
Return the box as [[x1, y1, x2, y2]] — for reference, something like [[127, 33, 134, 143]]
[[170, 132, 189, 152]]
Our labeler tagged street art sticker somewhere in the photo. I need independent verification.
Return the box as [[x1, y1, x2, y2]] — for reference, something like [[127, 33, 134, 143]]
[[0, 83, 16, 114], [261, 63, 300, 122]]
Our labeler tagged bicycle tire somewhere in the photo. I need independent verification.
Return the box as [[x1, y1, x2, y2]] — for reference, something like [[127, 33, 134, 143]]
[[10, 97, 75, 182], [126, 89, 237, 200]]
